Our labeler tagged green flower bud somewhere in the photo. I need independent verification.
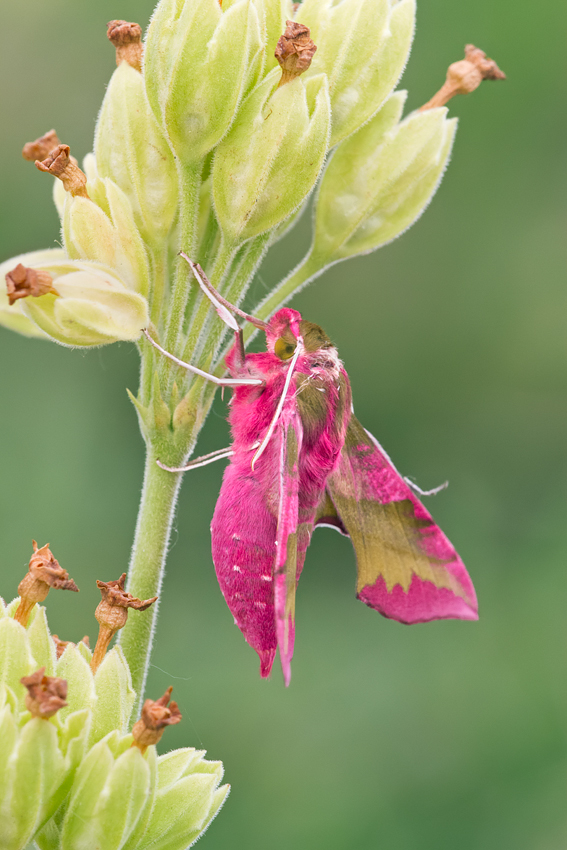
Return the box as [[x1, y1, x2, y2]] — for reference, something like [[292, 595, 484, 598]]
[[306, 0, 415, 146], [144, 0, 263, 162], [58, 735, 151, 850], [64, 178, 150, 297], [213, 69, 330, 242], [95, 63, 178, 246], [251, 0, 291, 74], [90, 648, 136, 746], [7, 255, 149, 348], [312, 93, 457, 262]]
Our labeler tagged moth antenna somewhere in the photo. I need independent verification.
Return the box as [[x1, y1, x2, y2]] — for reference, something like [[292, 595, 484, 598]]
[[251, 341, 303, 470], [180, 253, 271, 331], [404, 477, 449, 497], [157, 447, 234, 473]]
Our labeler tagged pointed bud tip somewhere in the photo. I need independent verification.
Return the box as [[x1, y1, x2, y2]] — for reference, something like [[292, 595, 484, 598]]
[[5, 264, 58, 306], [107, 20, 143, 71], [275, 20, 317, 86], [21, 667, 68, 718]]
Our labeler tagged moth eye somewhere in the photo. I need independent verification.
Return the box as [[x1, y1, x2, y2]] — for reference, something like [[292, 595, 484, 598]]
[[274, 337, 296, 361]]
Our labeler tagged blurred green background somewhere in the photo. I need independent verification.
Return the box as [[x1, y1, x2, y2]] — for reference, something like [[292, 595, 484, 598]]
[[1, 1, 566, 848]]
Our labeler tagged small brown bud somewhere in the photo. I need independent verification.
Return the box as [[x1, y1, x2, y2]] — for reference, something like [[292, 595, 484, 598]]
[[275, 20, 317, 87], [91, 574, 157, 673], [52, 634, 90, 660], [35, 144, 89, 198], [420, 44, 506, 111], [22, 130, 61, 162], [15, 541, 79, 627], [21, 668, 68, 718], [5, 264, 58, 306], [132, 686, 182, 752], [107, 20, 143, 72]]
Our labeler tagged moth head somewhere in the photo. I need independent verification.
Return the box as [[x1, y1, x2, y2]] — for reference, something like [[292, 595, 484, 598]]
[[266, 308, 302, 359]]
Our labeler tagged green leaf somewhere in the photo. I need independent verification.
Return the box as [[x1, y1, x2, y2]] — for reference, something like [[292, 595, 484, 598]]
[[138, 774, 217, 850], [155, 748, 199, 791], [56, 645, 95, 722], [0, 618, 36, 707], [91, 747, 151, 850], [60, 740, 114, 850]]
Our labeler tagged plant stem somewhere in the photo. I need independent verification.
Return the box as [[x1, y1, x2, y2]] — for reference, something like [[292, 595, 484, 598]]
[[119, 441, 185, 717]]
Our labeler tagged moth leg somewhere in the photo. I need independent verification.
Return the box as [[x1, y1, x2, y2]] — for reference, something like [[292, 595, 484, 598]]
[[157, 447, 233, 473], [180, 253, 270, 331], [142, 329, 263, 388]]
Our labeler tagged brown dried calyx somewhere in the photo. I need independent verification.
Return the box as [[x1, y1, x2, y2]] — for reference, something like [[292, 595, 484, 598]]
[[91, 573, 157, 673], [421, 44, 505, 111], [5, 264, 58, 306], [275, 20, 317, 87], [21, 668, 68, 719], [15, 541, 79, 627], [52, 634, 90, 660], [132, 687, 182, 752], [35, 144, 89, 198], [22, 130, 68, 163], [107, 20, 143, 72]]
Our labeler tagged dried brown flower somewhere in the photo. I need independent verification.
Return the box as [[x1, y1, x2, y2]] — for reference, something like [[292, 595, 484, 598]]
[[5, 264, 58, 306], [420, 44, 506, 111], [275, 20, 317, 87], [22, 130, 62, 162], [15, 541, 79, 627], [91, 573, 157, 672], [21, 668, 68, 718], [52, 634, 90, 660], [132, 686, 182, 752], [107, 20, 143, 72], [35, 144, 89, 198]]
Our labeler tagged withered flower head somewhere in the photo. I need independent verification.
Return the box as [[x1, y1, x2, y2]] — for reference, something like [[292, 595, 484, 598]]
[[21, 667, 68, 718], [91, 573, 157, 673], [35, 144, 89, 198], [132, 686, 182, 751], [15, 540, 79, 627], [421, 44, 505, 111], [107, 20, 143, 72], [5, 264, 58, 306], [22, 130, 61, 162], [52, 634, 90, 660], [275, 20, 317, 87]]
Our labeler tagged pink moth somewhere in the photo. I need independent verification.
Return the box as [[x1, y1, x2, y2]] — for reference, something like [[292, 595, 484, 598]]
[[147, 258, 478, 685]]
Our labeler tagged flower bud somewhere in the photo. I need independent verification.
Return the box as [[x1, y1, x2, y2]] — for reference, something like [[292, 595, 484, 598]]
[[58, 735, 152, 850], [15, 541, 79, 627], [8, 256, 149, 348], [107, 20, 143, 72], [306, 0, 415, 146], [132, 686, 181, 753], [252, 0, 289, 74], [91, 574, 157, 673], [21, 668, 68, 718], [312, 92, 457, 262], [0, 249, 61, 339], [420, 44, 505, 111], [213, 68, 330, 242], [64, 177, 150, 297], [144, 0, 263, 161], [95, 62, 178, 246]]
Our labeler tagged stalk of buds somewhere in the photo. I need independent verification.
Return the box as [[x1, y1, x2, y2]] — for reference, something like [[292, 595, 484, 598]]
[[91, 573, 157, 672], [15, 541, 79, 627]]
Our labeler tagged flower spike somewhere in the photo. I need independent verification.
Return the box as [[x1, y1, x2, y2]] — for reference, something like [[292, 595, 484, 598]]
[[132, 686, 182, 753], [21, 667, 68, 718], [15, 540, 79, 627], [91, 573, 157, 672]]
